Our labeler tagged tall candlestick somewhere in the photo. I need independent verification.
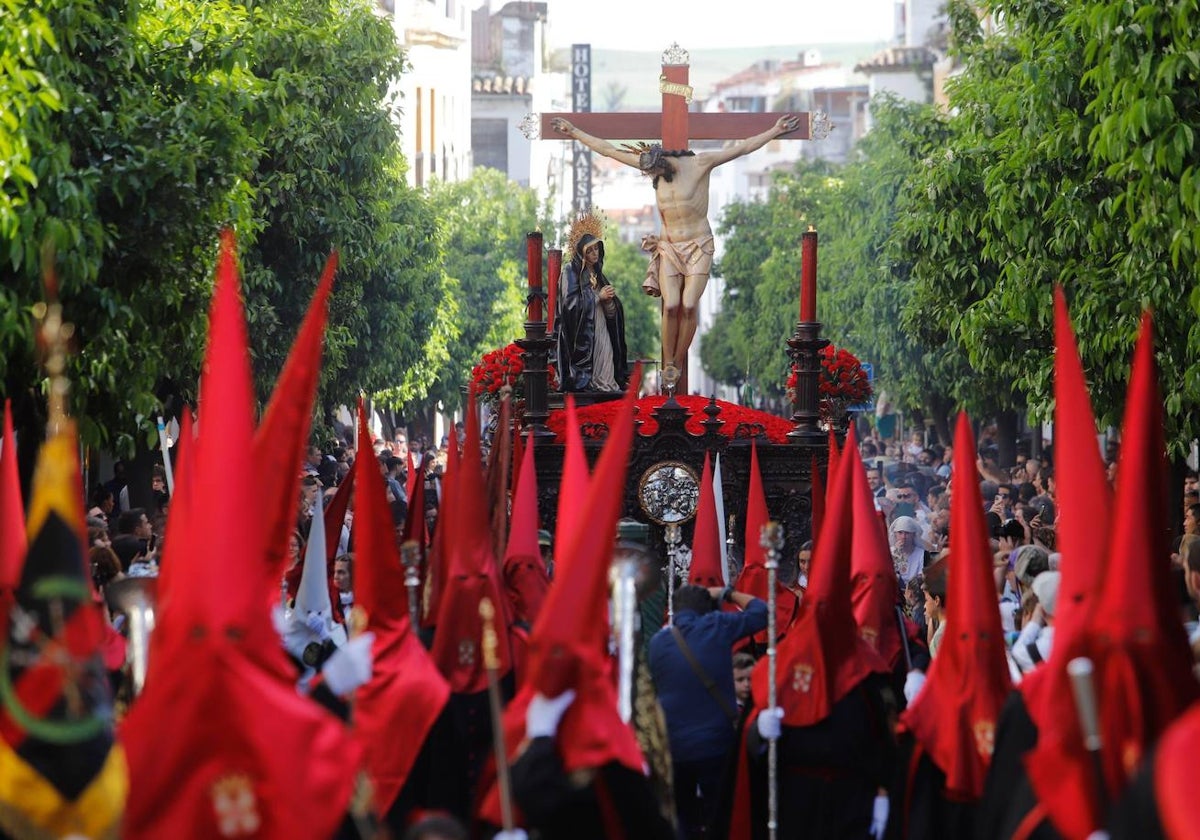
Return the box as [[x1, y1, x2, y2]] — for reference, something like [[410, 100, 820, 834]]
[[546, 248, 562, 333], [800, 226, 817, 323], [526, 231, 544, 322]]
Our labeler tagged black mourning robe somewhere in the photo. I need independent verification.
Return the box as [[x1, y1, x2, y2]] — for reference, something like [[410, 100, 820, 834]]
[[556, 259, 628, 392]]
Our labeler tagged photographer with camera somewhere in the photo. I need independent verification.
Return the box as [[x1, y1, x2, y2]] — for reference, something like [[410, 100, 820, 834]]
[[649, 584, 767, 838]]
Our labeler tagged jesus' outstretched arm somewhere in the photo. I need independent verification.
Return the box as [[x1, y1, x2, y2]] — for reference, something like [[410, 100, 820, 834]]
[[551, 118, 643, 168], [699, 114, 802, 168]]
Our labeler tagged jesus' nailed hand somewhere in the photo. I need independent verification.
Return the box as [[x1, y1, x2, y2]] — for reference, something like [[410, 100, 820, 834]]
[[551, 114, 800, 371]]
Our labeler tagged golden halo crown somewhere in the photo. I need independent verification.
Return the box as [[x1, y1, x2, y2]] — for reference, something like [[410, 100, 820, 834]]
[[567, 209, 606, 259]]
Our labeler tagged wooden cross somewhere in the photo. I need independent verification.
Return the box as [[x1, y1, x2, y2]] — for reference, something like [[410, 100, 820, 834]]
[[537, 43, 824, 150]]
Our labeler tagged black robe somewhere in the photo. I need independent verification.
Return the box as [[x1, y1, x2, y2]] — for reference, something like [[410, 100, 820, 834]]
[[1108, 747, 1168, 840], [743, 673, 898, 840], [509, 736, 675, 840], [556, 259, 627, 392], [886, 732, 978, 840], [974, 690, 1064, 840]]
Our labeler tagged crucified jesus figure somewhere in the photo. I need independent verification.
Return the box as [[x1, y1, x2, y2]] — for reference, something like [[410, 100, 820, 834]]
[[552, 114, 802, 379]]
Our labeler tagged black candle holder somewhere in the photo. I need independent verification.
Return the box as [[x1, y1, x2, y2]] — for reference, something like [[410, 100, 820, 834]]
[[516, 301, 556, 440], [786, 320, 829, 445]]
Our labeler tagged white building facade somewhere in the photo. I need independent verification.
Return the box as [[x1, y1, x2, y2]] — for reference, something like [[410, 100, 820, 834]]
[[386, 0, 474, 187]]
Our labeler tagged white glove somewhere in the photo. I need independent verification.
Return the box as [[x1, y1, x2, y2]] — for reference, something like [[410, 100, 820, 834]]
[[756, 706, 783, 741], [305, 611, 330, 640], [493, 831, 529, 840], [271, 605, 289, 638], [870, 794, 889, 839], [1085, 834, 1110, 840], [321, 632, 375, 695], [904, 669, 926, 705], [526, 689, 577, 739]]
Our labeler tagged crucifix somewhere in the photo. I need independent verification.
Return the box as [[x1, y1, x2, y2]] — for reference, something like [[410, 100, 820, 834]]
[[526, 43, 831, 393]]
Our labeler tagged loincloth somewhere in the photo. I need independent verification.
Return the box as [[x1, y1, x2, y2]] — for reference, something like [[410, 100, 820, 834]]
[[640, 234, 715, 295]]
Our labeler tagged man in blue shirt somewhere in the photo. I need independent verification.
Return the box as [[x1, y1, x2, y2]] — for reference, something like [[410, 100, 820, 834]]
[[649, 584, 768, 838]]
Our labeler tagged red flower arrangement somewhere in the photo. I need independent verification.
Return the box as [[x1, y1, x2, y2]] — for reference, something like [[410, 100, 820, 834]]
[[785, 345, 872, 407], [471, 342, 557, 402], [546, 395, 795, 444]]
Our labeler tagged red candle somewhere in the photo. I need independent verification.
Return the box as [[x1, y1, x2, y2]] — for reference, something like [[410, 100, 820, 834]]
[[800, 226, 818, 322], [546, 248, 562, 333], [526, 231, 544, 322]]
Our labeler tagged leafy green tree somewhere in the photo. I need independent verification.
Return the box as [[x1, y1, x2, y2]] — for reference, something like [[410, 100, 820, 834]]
[[1, 0, 259, 455], [420, 167, 554, 414], [237, 0, 447, 423], [1076, 0, 1200, 451], [1, 0, 451, 457], [900, 0, 1200, 454], [850, 96, 1021, 444], [702, 163, 842, 401], [699, 97, 1014, 442]]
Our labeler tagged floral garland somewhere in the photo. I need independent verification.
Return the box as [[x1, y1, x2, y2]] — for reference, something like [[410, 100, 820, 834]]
[[545, 395, 795, 443], [785, 344, 872, 407], [471, 342, 557, 402]]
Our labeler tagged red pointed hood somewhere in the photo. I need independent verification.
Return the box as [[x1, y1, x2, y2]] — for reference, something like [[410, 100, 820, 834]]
[[1021, 288, 1112, 737], [0, 400, 25, 595], [1045, 287, 1112, 649], [741, 441, 769, 575], [481, 371, 647, 827], [323, 469, 353, 562], [810, 455, 825, 554], [486, 396, 513, 560], [504, 433, 549, 625], [121, 232, 358, 840], [430, 388, 512, 693], [753, 427, 889, 726], [405, 448, 418, 504], [849, 446, 902, 669], [688, 451, 724, 587], [399, 452, 424, 551], [157, 230, 266, 634], [553, 396, 588, 578], [735, 441, 799, 643], [902, 412, 1011, 798], [1154, 701, 1200, 840], [351, 400, 450, 812], [812, 430, 841, 556], [1029, 313, 1199, 839], [422, 420, 459, 628], [253, 252, 337, 582], [511, 422, 525, 498], [825, 429, 840, 505]]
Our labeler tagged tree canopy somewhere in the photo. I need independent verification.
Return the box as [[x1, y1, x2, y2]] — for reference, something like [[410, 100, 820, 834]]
[[1, 0, 260, 453], [237, 0, 449, 418], [701, 0, 1200, 454], [901, 0, 1200, 454], [0, 0, 449, 454], [417, 167, 553, 415]]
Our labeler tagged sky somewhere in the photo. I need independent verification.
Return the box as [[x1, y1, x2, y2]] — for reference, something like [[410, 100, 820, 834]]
[[536, 0, 899, 51]]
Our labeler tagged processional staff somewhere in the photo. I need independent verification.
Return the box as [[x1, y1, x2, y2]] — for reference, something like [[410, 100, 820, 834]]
[[1067, 657, 1108, 818], [665, 522, 682, 626], [400, 540, 421, 628], [612, 553, 639, 724], [761, 521, 784, 840], [479, 598, 517, 833]]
